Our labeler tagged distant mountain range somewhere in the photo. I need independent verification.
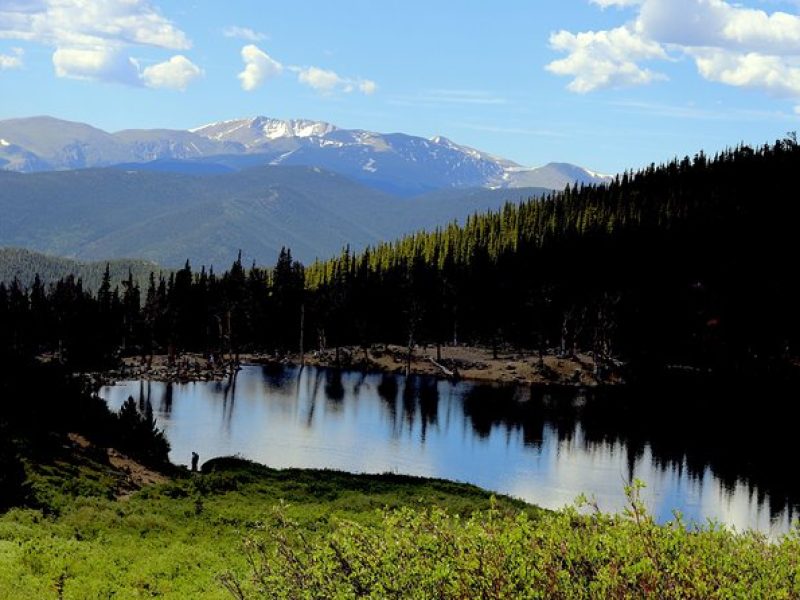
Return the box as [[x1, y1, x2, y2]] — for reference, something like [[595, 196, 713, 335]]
[[0, 115, 613, 267], [0, 116, 611, 196]]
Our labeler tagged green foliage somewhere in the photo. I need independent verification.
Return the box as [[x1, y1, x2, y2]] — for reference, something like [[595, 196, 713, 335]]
[[2, 456, 798, 598], [115, 396, 171, 467], [223, 481, 800, 599], [0, 458, 529, 599], [0, 424, 27, 511]]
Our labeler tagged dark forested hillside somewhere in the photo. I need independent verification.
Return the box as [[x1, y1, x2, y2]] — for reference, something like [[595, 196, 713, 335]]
[[305, 137, 800, 377], [0, 248, 163, 291], [2, 138, 798, 378]]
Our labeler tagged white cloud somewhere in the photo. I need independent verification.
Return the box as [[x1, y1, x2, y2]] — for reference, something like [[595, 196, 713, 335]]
[[0, 0, 190, 50], [293, 65, 376, 95], [53, 46, 140, 84], [0, 0, 200, 88], [358, 79, 377, 95], [297, 65, 343, 93], [549, 0, 800, 105], [232, 42, 376, 96], [141, 54, 202, 90], [237, 44, 282, 91], [0, 46, 23, 69], [546, 25, 667, 92], [223, 26, 266, 42], [690, 49, 800, 97], [637, 0, 800, 54]]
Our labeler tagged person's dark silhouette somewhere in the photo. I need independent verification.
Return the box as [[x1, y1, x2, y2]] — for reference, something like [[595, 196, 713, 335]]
[[191, 451, 199, 472]]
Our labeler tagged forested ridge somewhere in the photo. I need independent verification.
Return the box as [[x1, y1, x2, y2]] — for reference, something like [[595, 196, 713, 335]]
[[2, 137, 799, 378], [0, 247, 164, 290]]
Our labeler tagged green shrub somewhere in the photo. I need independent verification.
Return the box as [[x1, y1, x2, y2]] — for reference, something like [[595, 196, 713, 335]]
[[221, 483, 800, 599]]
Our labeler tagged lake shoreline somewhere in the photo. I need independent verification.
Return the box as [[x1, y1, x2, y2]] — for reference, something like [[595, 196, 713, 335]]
[[95, 344, 624, 387]]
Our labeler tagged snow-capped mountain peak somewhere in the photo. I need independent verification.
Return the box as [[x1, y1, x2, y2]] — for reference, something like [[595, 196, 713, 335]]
[[190, 116, 337, 149], [258, 117, 337, 140], [0, 115, 614, 195]]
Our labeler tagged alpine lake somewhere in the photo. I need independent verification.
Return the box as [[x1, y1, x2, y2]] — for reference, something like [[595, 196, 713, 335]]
[[100, 363, 799, 537]]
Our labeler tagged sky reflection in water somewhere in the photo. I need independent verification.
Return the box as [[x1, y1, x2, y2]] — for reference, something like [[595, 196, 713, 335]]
[[100, 365, 797, 536]]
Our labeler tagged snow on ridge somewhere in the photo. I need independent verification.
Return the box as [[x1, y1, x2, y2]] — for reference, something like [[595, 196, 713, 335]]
[[188, 117, 246, 133], [259, 118, 337, 140], [0, 138, 9, 147], [583, 168, 612, 180], [269, 149, 298, 165]]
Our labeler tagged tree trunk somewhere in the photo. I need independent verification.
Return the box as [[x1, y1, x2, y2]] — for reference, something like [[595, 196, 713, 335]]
[[299, 303, 305, 367], [406, 331, 414, 377]]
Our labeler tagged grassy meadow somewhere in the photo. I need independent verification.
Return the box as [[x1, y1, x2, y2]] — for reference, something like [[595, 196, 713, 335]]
[[0, 448, 798, 599]]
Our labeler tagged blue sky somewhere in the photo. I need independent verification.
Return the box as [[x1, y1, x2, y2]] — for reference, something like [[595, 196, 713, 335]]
[[1, 0, 800, 174]]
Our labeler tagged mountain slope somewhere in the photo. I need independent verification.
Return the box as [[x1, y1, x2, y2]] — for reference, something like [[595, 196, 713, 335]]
[[0, 165, 548, 267], [0, 116, 239, 172], [0, 247, 163, 290]]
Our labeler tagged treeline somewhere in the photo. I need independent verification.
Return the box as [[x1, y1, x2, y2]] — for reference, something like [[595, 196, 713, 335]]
[[0, 250, 303, 368], [306, 136, 800, 375], [2, 137, 800, 377]]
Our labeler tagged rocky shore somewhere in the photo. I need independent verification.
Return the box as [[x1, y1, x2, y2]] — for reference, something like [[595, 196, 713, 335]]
[[93, 344, 623, 387]]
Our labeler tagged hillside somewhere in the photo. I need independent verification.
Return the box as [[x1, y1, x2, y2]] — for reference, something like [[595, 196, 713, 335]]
[[0, 442, 796, 598], [0, 248, 164, 291], [300, 138, 800, 376], [0, 165, 547, 266]]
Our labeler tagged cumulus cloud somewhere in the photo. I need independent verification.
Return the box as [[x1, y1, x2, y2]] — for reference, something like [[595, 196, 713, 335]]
[[0, 0, 190, 49], [0, 0, 200, 88], [292, 65, 377, 95], [237, 44, 282, 91], [53, 46, 139, 84], [548, 0, 800, 103], [547, 25, 667, 92], [233, 43, 377, 96], [296, 65, 345, 93], [141, 54, 202, 90], [223, 26, 266, 42], [0, 46, 23, 69], [358, 79, 377, 95]]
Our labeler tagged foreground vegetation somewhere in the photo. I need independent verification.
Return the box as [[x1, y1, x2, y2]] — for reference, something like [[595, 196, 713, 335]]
[[0, 454, 798, 599], [0, 454, 536, 599], [1, 359, 797, 598]]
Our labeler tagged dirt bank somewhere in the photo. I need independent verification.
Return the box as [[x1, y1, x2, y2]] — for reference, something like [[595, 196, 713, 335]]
[[286, 344, 622, 387], [95, 345, 623, 387]]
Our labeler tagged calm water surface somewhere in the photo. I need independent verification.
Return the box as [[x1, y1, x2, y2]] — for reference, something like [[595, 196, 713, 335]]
[[100, 364, 798, 536]]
